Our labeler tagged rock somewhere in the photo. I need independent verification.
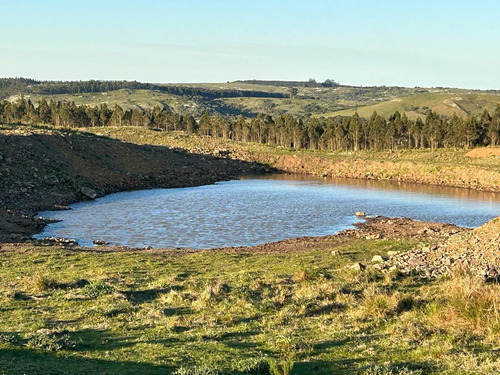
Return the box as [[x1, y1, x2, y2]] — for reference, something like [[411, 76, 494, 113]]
[[350, 262, 366, 271], [371, 255, 388, 263], [81, 187, 97, 199], [355, 211, 366, 217], [214, 149, 231, 157], [43, 237, 78, 246], [330, 250, 340, 256], [387, 250, 399, 256], [92, 239, 109, 245]]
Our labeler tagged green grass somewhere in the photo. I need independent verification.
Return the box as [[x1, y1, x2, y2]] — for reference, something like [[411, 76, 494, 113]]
[[15, 81, 500, 119], [319, 92, 500, 120], [22, 89, 197, 113], [1, 238, 499, 374]]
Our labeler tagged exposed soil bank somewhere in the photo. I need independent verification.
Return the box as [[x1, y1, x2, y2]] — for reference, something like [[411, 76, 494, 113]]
[[0, 126, 271, 242], [81, 127, 500, 193], [239, 152, 500, 192]]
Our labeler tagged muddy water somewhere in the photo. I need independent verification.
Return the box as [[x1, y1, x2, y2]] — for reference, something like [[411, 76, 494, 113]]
[[34, 174, 500, 249]]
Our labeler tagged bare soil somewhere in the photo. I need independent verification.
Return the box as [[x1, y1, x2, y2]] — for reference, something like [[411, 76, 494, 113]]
[[0, 126, 271, 242], [465, 147, 500, 158]]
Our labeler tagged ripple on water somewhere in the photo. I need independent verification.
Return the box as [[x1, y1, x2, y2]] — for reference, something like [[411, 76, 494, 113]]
[[34, 175, 500, 249]]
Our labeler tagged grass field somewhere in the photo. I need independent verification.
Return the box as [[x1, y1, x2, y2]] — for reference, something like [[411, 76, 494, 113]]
[[21, 89, 201, 113], [317, 92, 500, 120], [1, 238, 499, 374], [13, 81, 500, 119]]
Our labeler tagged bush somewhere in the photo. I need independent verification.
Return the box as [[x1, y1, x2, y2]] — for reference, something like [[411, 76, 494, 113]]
[[29, 273, 59, 292], [174, 364, 220, 375], [0, 334, 18, 344], [81, 281, 114, 298], [268, 358, 294, 375], [26, 329, 76, 351], [360, 286, 398, 319], [439, 275, 500, 337], [363, 364, 423, 375], [232, 357, 270, 374]]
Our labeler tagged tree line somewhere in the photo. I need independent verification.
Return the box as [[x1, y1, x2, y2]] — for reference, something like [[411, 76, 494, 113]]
[[1, 97, 499, 150], [0, 78, 287, 100]]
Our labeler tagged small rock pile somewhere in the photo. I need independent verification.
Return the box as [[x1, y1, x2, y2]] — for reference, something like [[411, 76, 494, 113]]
[[376, 217, 500, 281]]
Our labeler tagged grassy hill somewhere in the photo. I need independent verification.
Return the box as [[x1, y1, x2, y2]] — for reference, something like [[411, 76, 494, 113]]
[[2, 78, 500, 119], [318, 92, 500, 120]]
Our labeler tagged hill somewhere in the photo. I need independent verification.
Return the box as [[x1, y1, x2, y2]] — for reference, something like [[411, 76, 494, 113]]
[[2, 78, 500, 120], [320, 92, 500, 120]]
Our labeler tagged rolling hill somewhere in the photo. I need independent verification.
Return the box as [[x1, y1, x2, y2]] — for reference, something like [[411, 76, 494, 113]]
[[2, 78, 500, 119]]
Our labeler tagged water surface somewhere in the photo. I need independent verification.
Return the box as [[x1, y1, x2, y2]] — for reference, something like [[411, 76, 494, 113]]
[[34, 175, 500, 249]]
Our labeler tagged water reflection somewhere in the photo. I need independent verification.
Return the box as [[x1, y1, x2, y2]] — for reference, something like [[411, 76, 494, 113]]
[[34, 174, 500, 249]]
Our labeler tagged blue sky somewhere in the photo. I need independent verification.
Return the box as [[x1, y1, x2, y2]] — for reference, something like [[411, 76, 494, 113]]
[[2, 0, 499, 88]]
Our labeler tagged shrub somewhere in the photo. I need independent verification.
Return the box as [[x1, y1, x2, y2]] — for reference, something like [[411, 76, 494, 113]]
[[232, 357, 270, 374], [174, 364, 220, 375], [0, 334, 18, 344], [439, 275, 500, 337], [268, 358, 294, 375], [29, 273, 59, 292], [81, 281, 114, 298], [26, 329, 76, 351], [363, 364, 423, 375], [359, 286, 398, 319], [192, 279, 229, 309]]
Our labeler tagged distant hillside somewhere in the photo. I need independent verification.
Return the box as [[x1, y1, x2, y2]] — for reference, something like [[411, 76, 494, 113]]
[[2, 77, 500, 119], [319, 92, 500, 120]]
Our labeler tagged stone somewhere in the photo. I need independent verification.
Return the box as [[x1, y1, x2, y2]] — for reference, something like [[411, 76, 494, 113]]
[[387, 250, 399, 256], [92, 239, 109, 245], [371, 255, 388, 263], [81, 187, 97, 199], [355, 211, 366, 217], [350, 262, 366, 271], [330, 250, 340, 256]]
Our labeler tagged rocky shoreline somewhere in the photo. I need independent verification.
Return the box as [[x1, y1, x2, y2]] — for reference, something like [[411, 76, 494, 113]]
[[375, 217, 500, 281], [0, 126, 271, 242]]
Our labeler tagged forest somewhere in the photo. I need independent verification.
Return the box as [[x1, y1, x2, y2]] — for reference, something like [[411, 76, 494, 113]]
[[0, 78, 287, 100], [1, 96, 499, 151]]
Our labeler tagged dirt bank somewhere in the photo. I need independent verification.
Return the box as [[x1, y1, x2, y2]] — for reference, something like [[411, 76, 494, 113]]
[[240, 152, 500, 192], [0, 126, 271, 242], [80, 127, 500, 193], [465, 146, 500, 158]]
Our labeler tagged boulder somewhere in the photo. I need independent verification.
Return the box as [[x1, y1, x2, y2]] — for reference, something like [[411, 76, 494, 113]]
[[350, 262, 366, 271], [81, 187, 97, 199], [371, 255, 388, 263], [92, 239, 109, 246], [355, 211, 366, 217]]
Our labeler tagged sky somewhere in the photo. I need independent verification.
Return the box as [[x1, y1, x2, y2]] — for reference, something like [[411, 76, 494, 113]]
[[1, 0, 500, 89]]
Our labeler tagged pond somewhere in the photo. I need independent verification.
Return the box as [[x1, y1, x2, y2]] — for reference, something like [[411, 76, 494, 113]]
[[34, 174, 500, 249]]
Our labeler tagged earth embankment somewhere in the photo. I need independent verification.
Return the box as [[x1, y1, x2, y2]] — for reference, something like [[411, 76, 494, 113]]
[[242, 152, 500, 192], [0, 126, 270, 242]]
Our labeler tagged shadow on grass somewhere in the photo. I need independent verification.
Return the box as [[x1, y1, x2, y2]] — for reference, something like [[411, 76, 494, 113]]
[[162, 306, 192, 316], [306, 302, 347, 317], [122, 285, 183, 305], [0, 347, 175, 375], [293, 358, 365, 375]]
